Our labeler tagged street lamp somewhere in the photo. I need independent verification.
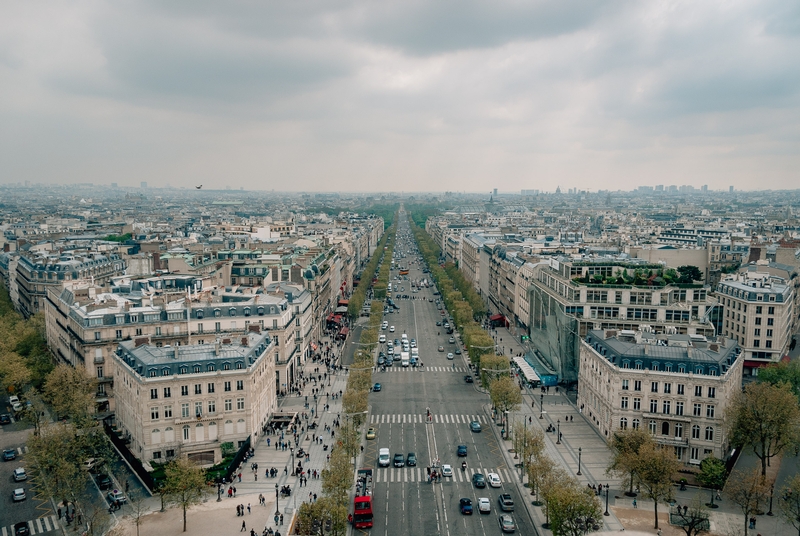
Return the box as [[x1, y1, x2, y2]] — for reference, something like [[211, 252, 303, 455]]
[[556, 419, 561, 444], [539, 393, 544, 419], [290, 447, 295, 476], [577, 447, 582, 476], [768, 484, 775, 516], [275, 483, 279, 516], [604, 487, 610, 516]]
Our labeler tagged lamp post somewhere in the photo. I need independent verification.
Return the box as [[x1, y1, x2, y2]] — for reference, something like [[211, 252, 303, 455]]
[[604, 487, 610, 516], [539, 393, 544, 419], [768, 484, 775, 516], [275, 483, 279, 516], [556, 419, 561, 444], [577, 447, 582, 476], [290, 447, 295, 476]]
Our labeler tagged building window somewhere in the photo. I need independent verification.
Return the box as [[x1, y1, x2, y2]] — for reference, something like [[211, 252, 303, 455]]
[[651, 382, 658, 393], [208, 383, 215, 394], [223, 363, 231, 371], [236, 362, 244, 370], [677, 384, 685, 395], [632, 419, 640, 430], [662, 401, 671, 414], [194, 384, 202, 395], [706, 405, 715, 418], [135, 328, 142, 336], [195, 402, 202, 417], [224, 381, 231, 392], [663, 383, 671, 394], [678, 364, 686, 374], [162, 368, 170, 376], [94, 331, 101, 341], [690, 447, 700, 462], [151, 408, 159, 420], [193, 365, 202, 373], [707, 387, 716, 399], [116, 329, 123, 339], [676, 401, 684, 416], [693, 403, 702, 417], [621, 397, 629, 409], [620, 418, 628, 429], [97, 366, 104, 379], [768, 306, 775, 315], [650, 400, 658, 413], [754, 340, 760, 348], [164, 387, 171, 398], [236, 398, 245, 410], [755, 317, 762, 325], [692, 425, 701, 439], [634, 380, 642, 392], [181, 385, 189, 396], [149, 369, 157, 378], [694, 385, 702, 397], [208, 400, 216, 414], [635, 362, 643, 370], [224, 399, 232, 411], [756, 306, 762, 314], [215, 322, 221, 332], [661, 422, 670, 435], [183, 426, 190, 441], [181, 403, 189, 418], [150, 389, 158, 400], [675, 423, 683, 438], [705, 426, 714, 441], [648, 420, 657, 435], [236, 380, 244, 391], [164, 405, 172, 418], [622, 379, 629, 390], [633, 398, 641, 410]]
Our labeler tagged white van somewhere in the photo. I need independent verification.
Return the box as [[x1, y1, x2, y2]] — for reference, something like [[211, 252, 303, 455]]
[[379, 448, 390, 467]]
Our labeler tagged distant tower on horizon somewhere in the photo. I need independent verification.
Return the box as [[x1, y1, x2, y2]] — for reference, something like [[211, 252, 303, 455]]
[[493, 188, 498, 196], [141, 181, 148, 188], [729, 185, 734, 193]]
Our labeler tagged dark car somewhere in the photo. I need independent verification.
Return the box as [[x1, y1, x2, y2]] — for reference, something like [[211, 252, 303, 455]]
[[470, 421, 482, 432], [436, 321, 442, 326], [373, 383, 382, 392], [464, 375, 474, 383], [407, 453, 417, 466], [459, 498, 473, 515], [3, 448, 17, 461], [377, 356, 385, 366], [472, 473, 486, 488], [393, 453, 405, 467], [457, 445, 467, 457], [498, 493, 515, 512], [0, 413, 11, 425], [14, 522, 30, 536], [454, 348, 462, 355], [96, 474, 113, 490]]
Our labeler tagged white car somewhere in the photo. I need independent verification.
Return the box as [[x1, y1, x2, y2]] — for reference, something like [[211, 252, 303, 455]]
[[488, 473, 501, 488], [381, 322, 388, 330], [12, 488, 26, 501], [441, 464, 453, 477], [478, 497, 491, 514], [447, 353, 454, 360], [13, 468, 27, 482], [389, 326, 395, 332], [379, 335, 386, 343]]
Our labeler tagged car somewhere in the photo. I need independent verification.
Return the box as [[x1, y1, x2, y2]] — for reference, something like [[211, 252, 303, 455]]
[[389, 326, 395, 332], [107, 489, 127, 504], [377, 356, 385, 366], [478, 497, 491, 514], [449, 337, 455, 343], [379, 335, 386, 343], [83, 458, 97, 471], [393, 453, 405, 467], [381, 321, 388, 330], [13, 467, 27, 481], [487, 472, 501, 488], [379, 448, 390, 467], [8, 395, 21, 411], [464, 375, 474, 383], [366, 427, 376, 440], [441, 464, 453, 477], [436, 321, 442, 326], [438, 345, 444, 352], [440, 310, 445, 315], [455, 348, 462, 355], [498, 494, 515, 511], [447, 353, 454, 360], [3, 448, 17, 461], [372, 383, 382, 392], [457, 445, 467, 457], [12, 488, 26, 501], [459, 498, 473, 515], [95, 473, 113, 490], [499, 514, 516, 533], [410, 340, 417, 348], [470, 421, 482, 432], [406, 452, 417, 466], [14, 521, 30, 536], [394, 339, 400, 346], [0, 413, 11, 425], [472, 473, 486, 488]]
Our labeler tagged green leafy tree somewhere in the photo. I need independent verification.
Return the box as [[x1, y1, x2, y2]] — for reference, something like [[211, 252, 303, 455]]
[[43, 364, 97, 426], [546, 477, 603, 536], [321, 447, 352, 508], [677, 265, 703, 283], [606, 427, 654, 496], [480, 354, 510, 389], [727, 381, 800, 476], [696, 456, 727, 508], [528, 453, 557, 505], [758, 360, 800, 402], [489, 376, 522, 429], [633, 442, 680, 529], [162, 458, 209, 532]]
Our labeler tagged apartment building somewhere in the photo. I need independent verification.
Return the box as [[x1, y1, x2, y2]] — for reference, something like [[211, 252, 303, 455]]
[[528, 256, 718, 383], [717, 272, 794, 376], [579, 329, 742, 465], [112, 330, 276, 466]]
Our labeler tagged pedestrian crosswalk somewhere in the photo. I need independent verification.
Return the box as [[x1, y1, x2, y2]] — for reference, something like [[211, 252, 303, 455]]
[[369, 414, 487, 425], [1, 515, 60, 536], [378, 366, 469, 373], [15, 446, 29, 455], [372, 467, 514, 484]]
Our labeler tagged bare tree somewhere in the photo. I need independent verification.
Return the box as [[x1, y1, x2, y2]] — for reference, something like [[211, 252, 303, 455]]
[[726, 468, 771, 536], [778, 474, 800, 536]]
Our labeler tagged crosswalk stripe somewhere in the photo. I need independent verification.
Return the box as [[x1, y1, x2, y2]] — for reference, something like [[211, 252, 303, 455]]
[[2, 525, 9, 536], [35, 518, 44, 533]]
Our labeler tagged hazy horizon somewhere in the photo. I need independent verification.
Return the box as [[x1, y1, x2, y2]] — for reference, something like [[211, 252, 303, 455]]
[[1, 2, 798, 192]]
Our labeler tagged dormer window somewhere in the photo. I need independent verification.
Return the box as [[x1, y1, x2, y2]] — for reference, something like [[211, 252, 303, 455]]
[[244, 308, 251, 317], [214, 309, 221, 318], [257, 307, 264, 316], [229, 308, 237, 317], [196, 310, 204, 319]]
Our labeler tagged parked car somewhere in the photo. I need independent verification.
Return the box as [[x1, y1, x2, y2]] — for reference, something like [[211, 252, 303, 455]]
[[107, 489, 127, 504], [454, 348, 462, 355], [12, 488, 26, 501], [3, 448, 17, 461], [13, 468, 27, 482], [0, 414, 11, 425], [366, 427, 376, 440], [95, 474, 113, 490]]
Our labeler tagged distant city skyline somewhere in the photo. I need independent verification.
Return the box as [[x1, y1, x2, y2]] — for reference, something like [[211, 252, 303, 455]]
[[1, 2, 798, 192]]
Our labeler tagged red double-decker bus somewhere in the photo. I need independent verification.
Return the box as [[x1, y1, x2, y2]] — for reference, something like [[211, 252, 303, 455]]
[[353, 468, 373, 529]]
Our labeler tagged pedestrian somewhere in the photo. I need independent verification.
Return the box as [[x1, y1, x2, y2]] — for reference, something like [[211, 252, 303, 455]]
[[233, 486, 237, 497], [239, 472, 242, 482], [241, 520, 247, 532], [633, 498, 637, 508], [57, 507, 62, 519], [313, 493, 317, 502], [280, 514, 283, 525], [237, 505, 241, 516], [247, 503, 251, 514]]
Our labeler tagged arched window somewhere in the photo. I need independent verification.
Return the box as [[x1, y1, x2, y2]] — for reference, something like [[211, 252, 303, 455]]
[[196, 310, 204, 319], [196, 423, 205, 442], [705, 426, 714, 441], [214, 309, 221, 317], [675, 423, 683, 438], [244, 308, 251, 317], [257, 307, 264, 316], [661, 422, 670, 436], [620, 418, 628, 430], [648, 420, 657, 435], [632, 419, 640, 430], [692, 425, 701, 439], [229, 308, 237, 317], [151, 429, 161, 444], [165, 427, 175, 442], [183, 425, 190, 441]]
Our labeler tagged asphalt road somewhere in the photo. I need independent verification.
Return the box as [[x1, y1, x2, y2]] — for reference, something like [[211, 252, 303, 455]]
[[360, 214, 536, 536]]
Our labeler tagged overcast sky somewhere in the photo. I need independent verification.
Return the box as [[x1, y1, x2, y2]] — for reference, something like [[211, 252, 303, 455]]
[[1, 1, 798, 192]]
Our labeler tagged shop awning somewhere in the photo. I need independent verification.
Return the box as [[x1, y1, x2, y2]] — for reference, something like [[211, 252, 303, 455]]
[[489, 314, 505, 322], [339, 327, 350, 335], [338, 299, 349, 306], [743, 360, 772, 369]]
